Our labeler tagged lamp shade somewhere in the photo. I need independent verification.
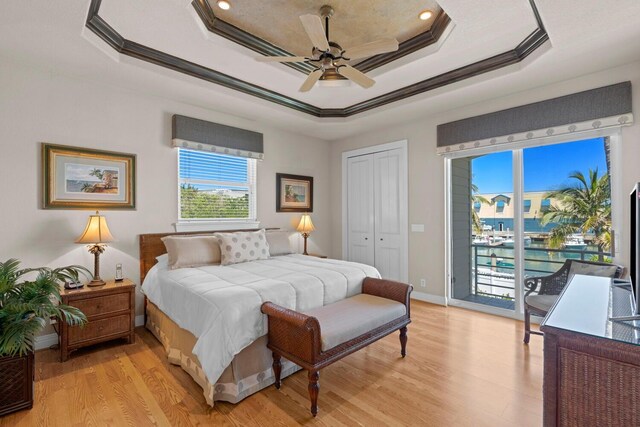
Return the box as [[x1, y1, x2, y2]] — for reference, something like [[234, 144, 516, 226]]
[[75, 211, 115, 244], [296, 214, 315, 233]]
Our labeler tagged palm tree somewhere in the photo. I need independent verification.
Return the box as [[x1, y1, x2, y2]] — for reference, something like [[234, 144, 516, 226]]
[[540, 169, 611, 254], [471, 183, 489, 234], [89, 168, 103, 180]]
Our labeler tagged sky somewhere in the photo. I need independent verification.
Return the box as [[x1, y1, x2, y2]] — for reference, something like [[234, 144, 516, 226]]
[[472, 137, 608, 194], [179, 148, 248, 188]]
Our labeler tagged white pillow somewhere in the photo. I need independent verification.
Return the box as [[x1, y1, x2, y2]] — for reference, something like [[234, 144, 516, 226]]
[[155, 253, 169, 264], [266, 230, 293, 256], [215, 230, 270, 265], [161, 235, 221, 270]]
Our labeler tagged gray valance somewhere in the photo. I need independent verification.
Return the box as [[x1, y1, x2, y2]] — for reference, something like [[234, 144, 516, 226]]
[[437, 82, 633, 154], [172, 114, 264, 159]]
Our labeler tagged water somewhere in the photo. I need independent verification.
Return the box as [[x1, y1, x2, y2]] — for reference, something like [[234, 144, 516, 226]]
[[480, 218, 557, 233], [65, 179, 99, 193], [474, 242, 607, 278]]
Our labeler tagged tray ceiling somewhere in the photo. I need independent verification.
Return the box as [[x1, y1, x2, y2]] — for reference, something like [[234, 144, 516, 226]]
[[90, 0, 545, 116], [208, 0, 442, 59], [2, 0, 639, 141]]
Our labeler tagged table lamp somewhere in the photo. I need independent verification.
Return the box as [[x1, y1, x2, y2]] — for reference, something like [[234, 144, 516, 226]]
[[76, 211, 115, 286], [297, 214, 315, 255]]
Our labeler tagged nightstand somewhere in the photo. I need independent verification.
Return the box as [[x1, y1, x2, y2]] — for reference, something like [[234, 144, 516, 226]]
[[306, 253, 328, 258], [58, 279, 135, 361]]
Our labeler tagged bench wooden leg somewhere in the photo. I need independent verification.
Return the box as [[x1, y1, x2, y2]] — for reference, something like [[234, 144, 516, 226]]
[[308, 370, 320, 417], [400, 326, 408, 357], [272, 352, 282, 389]]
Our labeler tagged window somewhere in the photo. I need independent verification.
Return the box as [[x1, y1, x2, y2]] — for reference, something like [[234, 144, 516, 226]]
[[523, 199, 531, 213], [496, 200, 506, 212], [178, 148, 256, 221], [474, 201, 481, 211], [541, 198, 551, 212]]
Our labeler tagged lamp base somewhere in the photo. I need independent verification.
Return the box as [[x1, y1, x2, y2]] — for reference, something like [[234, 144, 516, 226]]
[[87, 279, 106, 287]]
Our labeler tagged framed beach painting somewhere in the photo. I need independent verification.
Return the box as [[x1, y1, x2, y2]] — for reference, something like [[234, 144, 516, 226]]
[[276, 173, 313, 212], [42, 143, 136, 209]]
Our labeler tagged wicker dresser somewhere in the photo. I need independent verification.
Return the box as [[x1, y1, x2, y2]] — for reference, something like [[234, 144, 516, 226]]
[[59, 279, 135, 361], [540, 275, 640, 426]]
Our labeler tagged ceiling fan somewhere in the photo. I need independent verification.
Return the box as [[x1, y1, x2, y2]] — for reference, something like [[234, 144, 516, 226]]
[[256, 5, 399, 92]]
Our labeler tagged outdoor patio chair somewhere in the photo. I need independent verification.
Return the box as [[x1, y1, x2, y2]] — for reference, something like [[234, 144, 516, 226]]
[[523, 259, 624, 344]]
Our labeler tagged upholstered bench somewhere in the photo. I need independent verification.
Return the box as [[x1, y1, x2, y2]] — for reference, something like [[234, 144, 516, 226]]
[[261, 277, 412, 416]]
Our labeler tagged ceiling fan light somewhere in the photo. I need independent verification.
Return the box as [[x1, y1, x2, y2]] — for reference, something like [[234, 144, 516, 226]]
[[419, 10, 433, 20], [318, 69, 351, 87], [318, 79, 351, 88], [217, 1, 231, 10]]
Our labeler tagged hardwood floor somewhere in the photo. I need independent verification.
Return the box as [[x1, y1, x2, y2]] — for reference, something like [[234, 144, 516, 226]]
[[1, 301, 543, 426]]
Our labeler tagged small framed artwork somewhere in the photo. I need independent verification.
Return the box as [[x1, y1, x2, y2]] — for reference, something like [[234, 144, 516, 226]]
[[276, 173, 313, 212], [42, 143, 136, 209]]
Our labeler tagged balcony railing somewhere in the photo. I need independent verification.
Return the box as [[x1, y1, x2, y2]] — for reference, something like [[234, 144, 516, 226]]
[[471, 244, 611, 302]]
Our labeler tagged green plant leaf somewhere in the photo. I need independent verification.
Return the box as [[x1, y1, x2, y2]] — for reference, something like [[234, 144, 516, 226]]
[[0, 261, 90, 357]]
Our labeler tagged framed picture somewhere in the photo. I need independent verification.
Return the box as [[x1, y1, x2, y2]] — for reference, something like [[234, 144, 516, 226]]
[[276, 173, 313, 212], [42, 143, 136, 209]]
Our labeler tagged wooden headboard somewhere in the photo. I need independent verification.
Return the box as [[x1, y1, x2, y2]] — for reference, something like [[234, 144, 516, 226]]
[[139, 228, 273, 283]]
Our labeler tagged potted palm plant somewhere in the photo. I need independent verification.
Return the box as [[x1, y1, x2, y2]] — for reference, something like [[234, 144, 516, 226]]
[[0, 259, 88, 416]]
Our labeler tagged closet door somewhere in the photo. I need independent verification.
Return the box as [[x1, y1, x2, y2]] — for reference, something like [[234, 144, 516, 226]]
[[347, 155, 375, 266], [373, 149, 405, 281]]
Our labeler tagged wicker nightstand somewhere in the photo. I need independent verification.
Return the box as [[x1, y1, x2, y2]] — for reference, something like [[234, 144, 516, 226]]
[[58, 279, 135, 361]]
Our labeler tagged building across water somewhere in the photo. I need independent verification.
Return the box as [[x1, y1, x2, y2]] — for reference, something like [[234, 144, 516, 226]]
[[475, 191, 560, 233]]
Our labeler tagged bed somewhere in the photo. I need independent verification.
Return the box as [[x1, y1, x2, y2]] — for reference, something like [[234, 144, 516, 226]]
[[139, 230, 380, 406]]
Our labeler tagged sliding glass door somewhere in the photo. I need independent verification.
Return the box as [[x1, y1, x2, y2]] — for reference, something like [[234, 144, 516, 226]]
[[449, 137, 613, 316], [451, 152, 516, 312]]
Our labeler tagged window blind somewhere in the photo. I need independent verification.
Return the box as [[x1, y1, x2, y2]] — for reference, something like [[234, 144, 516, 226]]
[[178, 148, 257, 220]]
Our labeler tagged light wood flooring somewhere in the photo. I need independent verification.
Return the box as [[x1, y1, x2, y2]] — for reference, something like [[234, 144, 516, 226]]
[[1, 301, 543, 426]]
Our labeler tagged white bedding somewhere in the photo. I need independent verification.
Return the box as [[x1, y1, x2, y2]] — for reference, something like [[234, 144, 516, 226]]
[[141, 254, 380, 385]]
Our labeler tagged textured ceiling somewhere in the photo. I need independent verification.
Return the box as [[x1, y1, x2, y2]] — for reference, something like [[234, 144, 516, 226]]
[[207, 0, 442, 57]]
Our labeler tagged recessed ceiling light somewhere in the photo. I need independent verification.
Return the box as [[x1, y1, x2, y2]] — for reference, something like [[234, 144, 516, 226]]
[[217, 1, 231, 10], [419, 10, 433, 21]]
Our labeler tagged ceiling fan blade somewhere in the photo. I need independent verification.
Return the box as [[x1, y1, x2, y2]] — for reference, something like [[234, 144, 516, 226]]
[[337, 65, 375, 88], [256, 56, 310, 63], [343, 38, 399, 60], [299, 69, 324, 92], [299, 14, 330, 51]]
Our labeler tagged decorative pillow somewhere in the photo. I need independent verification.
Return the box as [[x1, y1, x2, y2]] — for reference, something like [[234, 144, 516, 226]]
[[161, 235, 221, 270], [266, 230, 294, 256], [216, 230, 270, 265]]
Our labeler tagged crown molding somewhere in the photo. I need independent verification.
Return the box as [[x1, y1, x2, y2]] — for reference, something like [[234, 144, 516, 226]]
[[354, 11, 452, 73], [85, 0, 548, 118]]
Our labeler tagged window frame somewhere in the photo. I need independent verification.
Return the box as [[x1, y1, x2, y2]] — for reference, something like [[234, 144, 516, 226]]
[[175, 148, 259, 231]]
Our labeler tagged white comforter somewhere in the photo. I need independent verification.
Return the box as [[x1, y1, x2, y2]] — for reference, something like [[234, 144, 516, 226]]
[[142, 254, 380, 385]]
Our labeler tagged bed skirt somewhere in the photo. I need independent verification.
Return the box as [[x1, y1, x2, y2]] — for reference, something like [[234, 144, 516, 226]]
[[145, 302, 300, 406]]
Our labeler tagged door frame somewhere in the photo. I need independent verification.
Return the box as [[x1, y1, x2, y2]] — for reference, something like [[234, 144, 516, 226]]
[[342, 140, 409, 283], [444, 128, 623, 320]]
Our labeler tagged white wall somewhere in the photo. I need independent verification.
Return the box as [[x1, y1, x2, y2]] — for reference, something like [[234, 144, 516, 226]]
[[0, 60, 332, 322], [330, 61, 640, 301]]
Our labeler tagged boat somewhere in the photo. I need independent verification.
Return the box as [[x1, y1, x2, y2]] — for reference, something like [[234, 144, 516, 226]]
[[564, 235, 587, 250], [472, 236, 490, 246], [501, 235, 532, 248]]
